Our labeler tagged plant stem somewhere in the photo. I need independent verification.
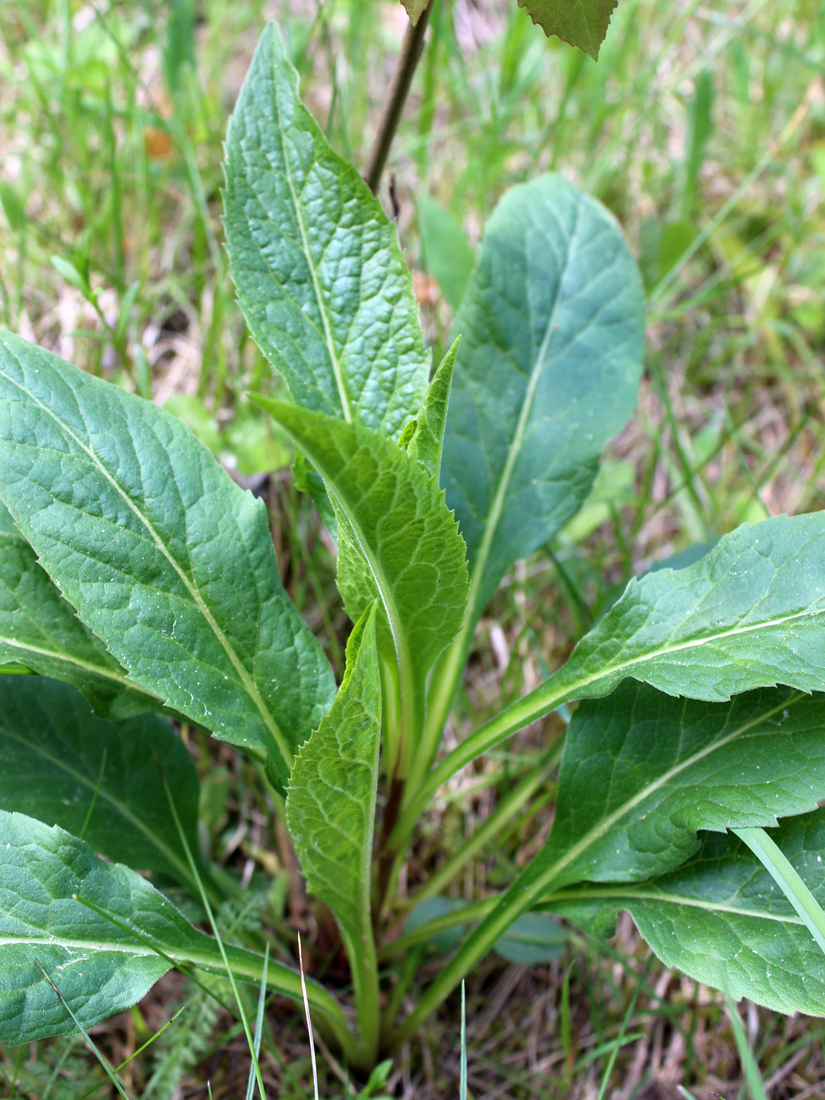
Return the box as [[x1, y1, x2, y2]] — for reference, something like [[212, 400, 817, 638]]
[[363, 2, 434, 195]]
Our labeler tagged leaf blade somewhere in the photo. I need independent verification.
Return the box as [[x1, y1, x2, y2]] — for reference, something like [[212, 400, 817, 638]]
[[0, 502, 160, 719], [550, 811, 825, 1016], [0, 810, 349, 1047], [439, 174, 643, 676], [287, 605, 381, 1052], [255, 399, 469, 759], [0, 674, 206, 894], [0, 332, 335, 788], [224, 22, 429, 439], [517, 0, 619, 60]]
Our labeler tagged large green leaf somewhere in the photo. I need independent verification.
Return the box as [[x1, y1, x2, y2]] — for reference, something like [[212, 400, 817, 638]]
[[0, 501, 160, 718], [0, 811, 351, 1047], [224, 23, 429, 439], [287, 606, 381, 1051], [0, 331, 335, 789], [0, 674, 209, 896], [254, 399, 468, 768], [393, 683, 825, 1042], [543, 681, 825, 888], [518, 0, 619, 60], [436, 511, 825, 787], [536, 511, 825, 713], [549, 811, 825, 1016], [431, 174, 644, 738]]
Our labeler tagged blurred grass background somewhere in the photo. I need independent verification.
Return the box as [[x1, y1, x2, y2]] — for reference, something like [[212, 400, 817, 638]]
[[1, 0, 825, 1097]]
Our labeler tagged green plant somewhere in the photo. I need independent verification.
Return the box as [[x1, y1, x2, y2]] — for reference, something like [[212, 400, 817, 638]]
[[1, 9, 825, 1085]]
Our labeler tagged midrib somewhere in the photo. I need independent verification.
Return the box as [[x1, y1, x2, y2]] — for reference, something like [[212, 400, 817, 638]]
[[269, 67, 352, 423], [0, 633, 143, 693], [540, 692, 800, 891], [466, 200, 583, 620], [1, 366, 291, 769], [548, 886, 804, 926]]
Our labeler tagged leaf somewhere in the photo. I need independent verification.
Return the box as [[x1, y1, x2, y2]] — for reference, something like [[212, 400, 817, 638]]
[[549, 810, 825, 1016], [224, 22, 429, 440], [540, 511, 825, 713], [0, 501, 161, 719], [0, 810, 348, 1046], [0, 332, 336, 790], [417, 197, 476, 311], [287, 606, 380, 1024], [441, 173, 644, 646], [542, 681, 825, 890], [401, 337, 460, 480], [517, 0, 619, 60], [254, 399, 468, 760], [494, 912, 566, 964], [400, 0, 430, 24], [0, 674, 209, 895]]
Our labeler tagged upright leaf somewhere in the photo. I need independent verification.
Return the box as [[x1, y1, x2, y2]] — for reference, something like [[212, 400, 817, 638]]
[[440, 174, 644, 660], [0, 811, 349, 1046], [417, 198, 476, 311], [255, 399, 468, 762], [287, 606, 381, 1049], [400, 337, 460, 480], [0, 674, 208, 896], [549, 811, 825, 1016], [224, 23, 429, 439], [0, 332, 336, 789], [0, 502, 160, 719], [517, 0, 619, 60]]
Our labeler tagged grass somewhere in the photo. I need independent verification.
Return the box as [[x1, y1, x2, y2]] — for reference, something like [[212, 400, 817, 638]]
[[1, 0, 825, 1095]]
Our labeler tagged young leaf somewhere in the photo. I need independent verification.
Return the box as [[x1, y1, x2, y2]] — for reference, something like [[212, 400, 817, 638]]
[[254, 399, 468, 760], [517, 0, 619, 60], [433, 174, 644, 735], [0, 811, 352, 1048], [0, 502, 161, 719], [0, 332, 336, 790], [393, 683, 825, 1042], [287, 605, 381, 1055], [224, 22, 429, 439], [549, 811, 825, 1017], [401, 337, 460, 480], [0, 674, 209, 896]]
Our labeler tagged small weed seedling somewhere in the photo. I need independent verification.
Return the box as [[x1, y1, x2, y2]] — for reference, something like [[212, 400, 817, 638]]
[[1, 5, 825, 1084]]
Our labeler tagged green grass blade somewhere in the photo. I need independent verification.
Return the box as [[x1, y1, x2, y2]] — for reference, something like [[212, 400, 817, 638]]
[[724, 994, 768, 1100], [246, 943, 270, 1100], [733, 826, 825, 955]]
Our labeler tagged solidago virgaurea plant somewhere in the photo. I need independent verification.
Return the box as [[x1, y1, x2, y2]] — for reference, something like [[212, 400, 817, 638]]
[[3, 18, 825, 1075]]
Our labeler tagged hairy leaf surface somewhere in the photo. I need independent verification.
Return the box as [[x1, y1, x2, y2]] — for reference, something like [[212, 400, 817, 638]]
[[255, 399, 468, 750], [441, 174, 644, 641], [518, 0, 619, 59], [0, 332, 335, 788], [0, 811, 342, 1045], [224, 23, 428, 438], [550, 812, 825, 1016], [541, 512, 825, 711], [0, 675, 207, 894], [287, 607, 380, 1016], [0, 502, 159, 718]]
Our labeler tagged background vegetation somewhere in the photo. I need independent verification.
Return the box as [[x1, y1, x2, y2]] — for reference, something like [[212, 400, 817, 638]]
[[1, 0, 824, 1095]]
